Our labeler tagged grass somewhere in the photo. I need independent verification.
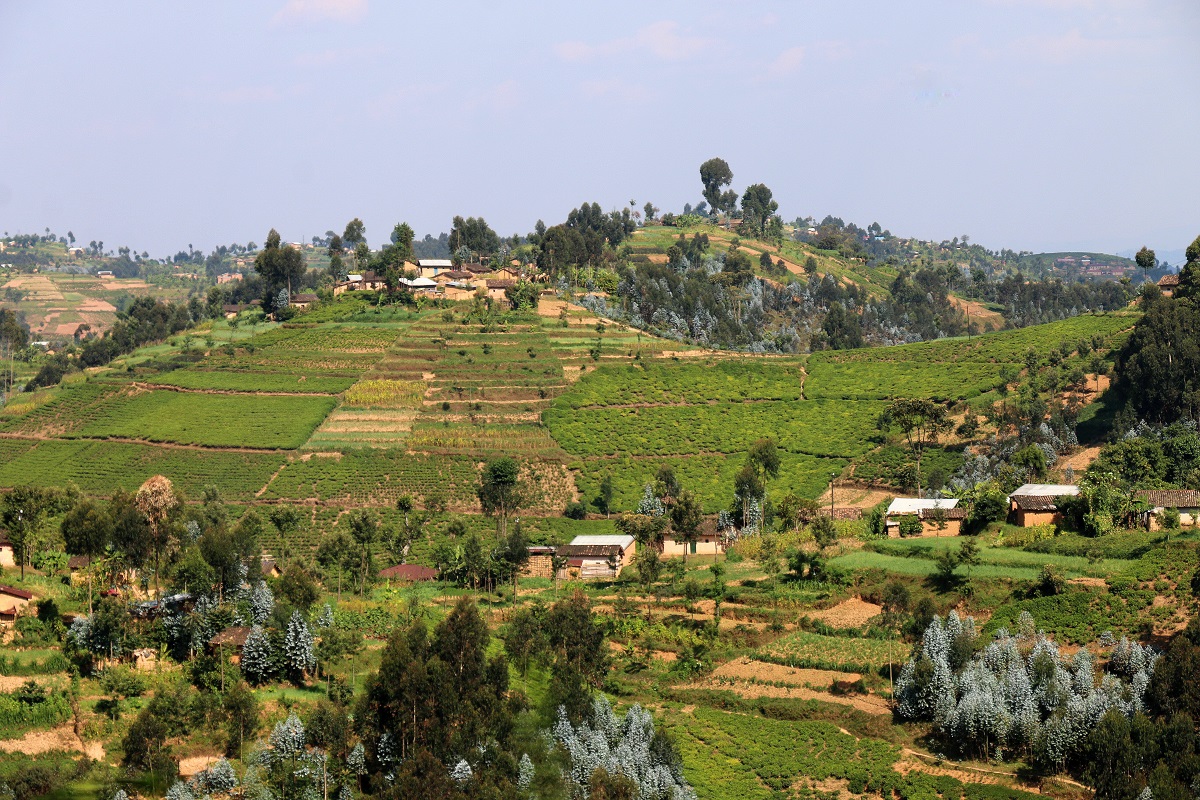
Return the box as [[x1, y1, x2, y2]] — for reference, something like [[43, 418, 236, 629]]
[[827, 550, 1046, 581]]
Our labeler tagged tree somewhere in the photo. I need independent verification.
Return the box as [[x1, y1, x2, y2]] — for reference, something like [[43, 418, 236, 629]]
[[740, 183, 779, 237], [240, 625, 273, 685], [347, 510, 379, 596], [448, 216, 500, 258], [879, 399, 951, 497], [136, 475, 179, 600], [822, 301, 864, 350], [812, 515, 838, 549], [342, 218, 365, 248], [254, 229, 305, 310], [61, 498, 112, 614], [477, 457, 526, 538], [268, 506, 302, 564], [633, 546, 661, 619], [1135, 246, 1156, 282], [284, 610, 316, 684], [1, 486, 55, 580], [595, 474, 615, 518], [669, 489, 703, 564], [699, 158, 734, 214], [327, 234, 344, 282], [958, 537, 981, 586]]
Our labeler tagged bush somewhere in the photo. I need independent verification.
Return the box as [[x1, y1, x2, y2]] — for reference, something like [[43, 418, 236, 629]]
[[1161, 507, 1181, 531], [564, 501, 587, 520]]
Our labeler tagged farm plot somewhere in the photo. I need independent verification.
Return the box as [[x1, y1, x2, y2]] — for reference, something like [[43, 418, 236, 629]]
[[574, 452, 847, 512], [557, 360, 804, 408], [0, 439, 285, 500], [663, 708, 902, 798], [407, 421, 569, 460], [818, 313, 1134, 367], [805, 358, 1013, 401], [145, 369, 357, 394], [827, 551, 1045, 581], [762, 630, 911, 673], [71, 390, 336, 449], [260, 451, 482, 507], [303, 408, 418, 449], [0, 382, 127, 437], [544, 400, 883, 459]]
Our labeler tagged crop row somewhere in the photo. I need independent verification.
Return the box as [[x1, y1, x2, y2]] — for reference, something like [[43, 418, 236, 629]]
[[145, 369, 357, 394], [544, 400, 884, 459], [0, 382, 126, 437], [557, 360, 804, 408], [805, 359, 1014, 401], [815, 313, 1134, 366], [260, 450, 483, 506], [573, 452, 847, 512], [408, 421, 568, 460], [70, 390, 336, 449], [0, 439, 285, 500], [343, 379, 426, 408], [762, 630, 910, 672], [249, 324, 402, 353]]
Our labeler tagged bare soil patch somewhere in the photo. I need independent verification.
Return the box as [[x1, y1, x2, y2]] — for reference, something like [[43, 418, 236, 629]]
[[0, 726, 104, 760], [179, 755, 221, 777], [810, 597, 882, 629], [712, 656, 859, 685]]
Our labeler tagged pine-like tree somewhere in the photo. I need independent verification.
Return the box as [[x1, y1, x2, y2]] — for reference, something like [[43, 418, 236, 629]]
[[284, 611, 316, 682], [517, 753, 535, 792], [240, 624, 273, 685], [250, 581, 274, 625]]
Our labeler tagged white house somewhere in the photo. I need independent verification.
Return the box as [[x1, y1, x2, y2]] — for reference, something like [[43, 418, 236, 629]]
[[885, 497, 961, 537]]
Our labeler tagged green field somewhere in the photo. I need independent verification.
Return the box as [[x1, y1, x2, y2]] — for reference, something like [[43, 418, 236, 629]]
[[0, 439, 285, 499], [545, 400, 883, 459], [144, 368, 357, 394], [71, 390, 336, 449]]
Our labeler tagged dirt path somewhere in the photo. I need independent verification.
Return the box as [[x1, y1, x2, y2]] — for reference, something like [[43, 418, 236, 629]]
[[0, 725, 104, 760]]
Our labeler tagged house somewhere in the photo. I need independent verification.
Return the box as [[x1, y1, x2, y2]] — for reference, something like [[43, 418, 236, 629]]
[[0, 585, 35, 622], [494, 266, 521, 280], [222, 303, 248, 319], [522, 545, 558, 578], [131, 648, 158, 671], [96, 270, 114, 278], [378, 564, 439, 583], [434, 269, 472, 284], [486, 279, 515, 301], [0, 534, 14, 568], [132, 593, 195, 619], [209, 626, 254, 664], [1157, 273, 1180, 297], [885, 498, 962, 537], [557, 535, 636, 579], [463, 264, 492, 276], [217, 272, 243, 284], [67, 555, 92, 579], [400, 276, 437, 293], [1008, 484, 1080, 527], [1136, 489, 1200, 529], [662, 518, 724, 557], [261, 557, 281, 578], [417, 259, 454, 279], [360, 271, 385, 291], [290, 293, 319, 309]]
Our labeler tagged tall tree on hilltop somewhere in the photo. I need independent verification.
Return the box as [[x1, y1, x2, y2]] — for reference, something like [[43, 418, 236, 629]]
[[741, 183, 779, 237], [253, 229, 304, 309], [1135, 245, 1156, 283], [699, 158, 735, 214]]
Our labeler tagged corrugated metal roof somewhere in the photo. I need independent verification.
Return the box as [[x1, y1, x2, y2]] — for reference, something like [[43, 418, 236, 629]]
[[1010, 484, 1079, 497], [886, 498, 959, 515], [568, 534, 635, 548]]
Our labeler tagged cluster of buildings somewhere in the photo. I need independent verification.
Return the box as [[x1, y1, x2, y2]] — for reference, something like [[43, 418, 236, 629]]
[[332, 259, 541, 303]]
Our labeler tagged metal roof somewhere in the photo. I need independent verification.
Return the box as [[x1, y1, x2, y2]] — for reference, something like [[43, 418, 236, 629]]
[[886, 498, 959, 515], [1009, 484, 1080, 497]]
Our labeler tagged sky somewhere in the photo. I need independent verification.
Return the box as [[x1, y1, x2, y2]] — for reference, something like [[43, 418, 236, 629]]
[[1, 0, 1198, 261]]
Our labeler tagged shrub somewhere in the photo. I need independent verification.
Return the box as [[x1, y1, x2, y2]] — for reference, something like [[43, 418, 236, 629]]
[[563, 501, 587, 520]]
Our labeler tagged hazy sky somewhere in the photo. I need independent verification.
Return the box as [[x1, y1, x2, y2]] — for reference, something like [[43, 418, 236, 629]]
[[1, 1, 1197, 259]]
